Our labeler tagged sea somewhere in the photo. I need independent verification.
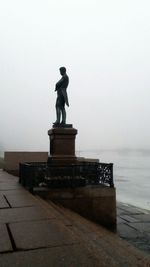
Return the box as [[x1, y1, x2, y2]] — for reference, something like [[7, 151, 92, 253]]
[[77, 149, 150, 211]]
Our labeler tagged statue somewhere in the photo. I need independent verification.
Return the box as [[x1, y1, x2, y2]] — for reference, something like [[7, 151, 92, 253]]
[[53, 67, 69, 126]]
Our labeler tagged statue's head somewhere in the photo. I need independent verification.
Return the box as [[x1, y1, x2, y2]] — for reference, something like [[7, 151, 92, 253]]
[[59, 67, 66, 75]]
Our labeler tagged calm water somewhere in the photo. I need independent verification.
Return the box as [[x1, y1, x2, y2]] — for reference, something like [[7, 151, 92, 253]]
[[78, 149, 150, 211]]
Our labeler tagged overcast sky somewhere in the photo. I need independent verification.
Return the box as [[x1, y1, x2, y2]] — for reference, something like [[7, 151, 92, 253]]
[[0, 0, 150, 152]]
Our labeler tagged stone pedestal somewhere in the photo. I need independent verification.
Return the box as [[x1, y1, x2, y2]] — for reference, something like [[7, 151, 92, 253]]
[[48, 126, 77, 164]]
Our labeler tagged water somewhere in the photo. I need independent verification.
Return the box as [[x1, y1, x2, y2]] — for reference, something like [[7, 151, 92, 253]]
[[77, 149, 150, 211]]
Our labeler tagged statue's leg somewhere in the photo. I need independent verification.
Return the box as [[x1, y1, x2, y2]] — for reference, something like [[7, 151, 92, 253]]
[[54, 97, 61, 124], [61, 107, 66, 124], [56, 107, 61, 123]]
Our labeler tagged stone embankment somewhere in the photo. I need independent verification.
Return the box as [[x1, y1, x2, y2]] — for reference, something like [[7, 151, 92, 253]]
[[0, 170, 150, 267]]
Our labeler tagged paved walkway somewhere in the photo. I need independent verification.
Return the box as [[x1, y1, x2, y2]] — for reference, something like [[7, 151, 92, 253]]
[[0, 170, 150, 267]]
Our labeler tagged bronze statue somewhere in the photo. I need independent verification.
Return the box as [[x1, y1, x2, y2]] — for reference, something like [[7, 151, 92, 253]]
[[54, 67, 69, 125]]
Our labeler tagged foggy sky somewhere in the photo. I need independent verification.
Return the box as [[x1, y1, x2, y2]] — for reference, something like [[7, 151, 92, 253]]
[[0, 0, 150, 152]]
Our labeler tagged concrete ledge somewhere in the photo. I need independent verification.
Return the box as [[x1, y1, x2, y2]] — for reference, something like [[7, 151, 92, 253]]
[[4, 151, 48, 176], [36, 185, 116, 230]]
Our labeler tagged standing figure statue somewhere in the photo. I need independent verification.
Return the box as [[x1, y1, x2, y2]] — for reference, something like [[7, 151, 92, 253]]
[[54, 67, 69, 125]]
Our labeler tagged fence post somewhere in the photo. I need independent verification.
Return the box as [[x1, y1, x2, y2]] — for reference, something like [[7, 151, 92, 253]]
[[110, 163, 114, 188]]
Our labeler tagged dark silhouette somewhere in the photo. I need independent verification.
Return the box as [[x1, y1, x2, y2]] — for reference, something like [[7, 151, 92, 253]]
[[53, 67, 69, 125]]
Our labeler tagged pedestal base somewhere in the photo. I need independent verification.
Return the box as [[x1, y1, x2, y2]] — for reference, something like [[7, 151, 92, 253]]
[[48, 126, 77, 165], [47, 156, 77, 165], [52, 123, 73, 128]]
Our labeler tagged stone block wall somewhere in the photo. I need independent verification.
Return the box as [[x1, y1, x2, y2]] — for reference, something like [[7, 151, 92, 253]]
[[37, 185, 116, 230], [4, 151, 48, 176]]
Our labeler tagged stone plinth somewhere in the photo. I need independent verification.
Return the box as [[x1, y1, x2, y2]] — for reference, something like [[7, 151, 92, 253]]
[[36, 185, 117, 230], [48, 127, 77, 164]]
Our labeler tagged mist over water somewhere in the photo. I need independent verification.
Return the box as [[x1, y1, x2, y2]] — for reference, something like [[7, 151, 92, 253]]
[[78, 149, 150, 211]]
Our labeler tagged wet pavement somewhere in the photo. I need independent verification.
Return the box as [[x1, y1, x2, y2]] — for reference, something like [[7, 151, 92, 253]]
[[0, 169, 150, 267], [117, 202, 150, 254]]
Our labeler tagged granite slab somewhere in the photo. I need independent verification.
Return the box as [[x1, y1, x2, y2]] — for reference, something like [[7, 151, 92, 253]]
[[128, 222, 150, 233], [117, 223, 141, 239], [0, 189, 28, 195], [117, 216, 126, 224], [117, 204, 145, 215], [4, 194, 37, 208], [0, 195, 10, 208], [130, 214, 150, 222], [119, 214, 140, 223], [0, 183, 23, 190], [0, 224, 13, 252], [0, 244, 99, 267], [0, 206, 56, 223], [9, 219, 78, 250]]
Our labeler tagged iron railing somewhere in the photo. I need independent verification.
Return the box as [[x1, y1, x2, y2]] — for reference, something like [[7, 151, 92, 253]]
[[19, 162, 114, 192]]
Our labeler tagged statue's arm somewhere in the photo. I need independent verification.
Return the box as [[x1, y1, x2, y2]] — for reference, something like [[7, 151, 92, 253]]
[[55, 77, 64, 90]]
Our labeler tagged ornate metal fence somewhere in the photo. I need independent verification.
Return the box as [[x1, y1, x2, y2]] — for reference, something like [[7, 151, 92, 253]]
[[19, 162, 114, 192]]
